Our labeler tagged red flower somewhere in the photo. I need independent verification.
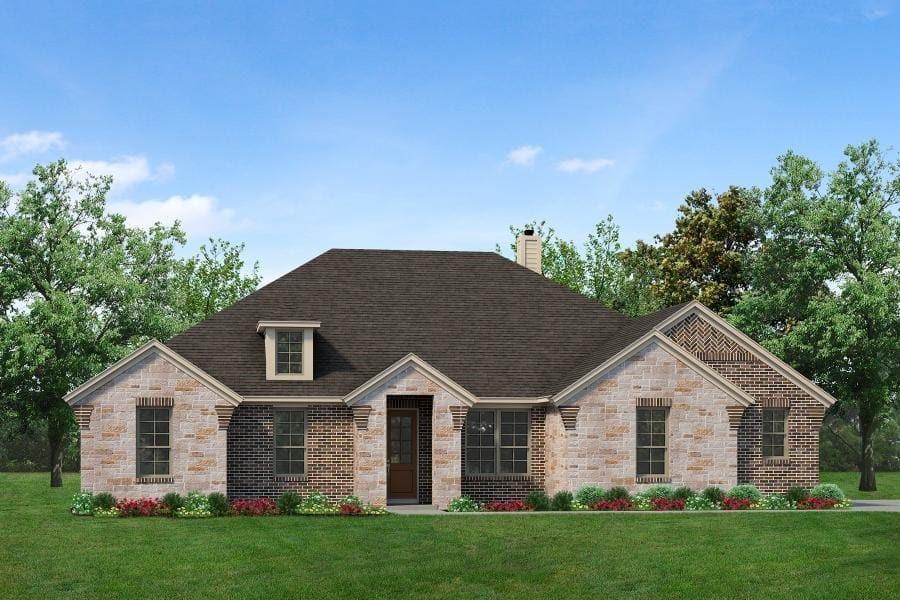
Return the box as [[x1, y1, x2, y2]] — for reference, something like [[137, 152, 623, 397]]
[[651, 497, 685, 511], [483, 500, 526, 512], [115, 497, 162, 517], [339, 503, 363, 515], [592, 498, 634, 511], [797, 497, 839, 510], [721, 497, 752, 510], [230, 498, 277, 516]]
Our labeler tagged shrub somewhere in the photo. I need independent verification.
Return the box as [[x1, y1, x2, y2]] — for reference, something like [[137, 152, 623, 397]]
[[339, 502, 363, 515], [797, 497, 840, 510], [685, 496, 718, 511], [631, 494, 653, 511], [785, 486, 809, 504], [593, 498, 634, 511], [727, 484, 762, 502], [755, 495, 793, 510], [551, 490, 573, 511], [673, 486, 694, 501], [525, 490, 550, 511], [231, 498, 277, 516], [162, 492, 183, 512], [340, 495, 362, 507], [483, 500, 526, 512], [277, 491, 302, 515], [701, 486, 726, 505], [605, 486, 630, 501], [810, 483, 845, 501], [208, 492, 231, 517], [71, 492, 94, 516], [93, 492, 117, 510], [94, 507, 120, 518], [116, 497, 163, 517], [651, 497, 685, 511], [176, 491, 212, 518], [643, 485, 675, 500], [448, 496, 480, 512], [574, 485, 604, 507], [297, 491, 339, 515], [721, 497, 752, 510]]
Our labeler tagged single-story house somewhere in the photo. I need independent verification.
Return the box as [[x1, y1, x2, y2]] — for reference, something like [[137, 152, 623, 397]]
[[65, 231, 836, 508]]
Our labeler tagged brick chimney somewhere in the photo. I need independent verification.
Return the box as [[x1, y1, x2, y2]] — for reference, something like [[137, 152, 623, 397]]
[[516, 228, 542, 274]]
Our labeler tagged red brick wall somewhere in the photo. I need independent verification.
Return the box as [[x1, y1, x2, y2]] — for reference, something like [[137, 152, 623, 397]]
[[227, 404, 354, 500], [666, 313, 825, 493], [461, 407, 546, 502]]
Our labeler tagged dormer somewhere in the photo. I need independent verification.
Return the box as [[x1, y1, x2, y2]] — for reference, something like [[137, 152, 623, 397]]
[[256, 321, 321, 381]]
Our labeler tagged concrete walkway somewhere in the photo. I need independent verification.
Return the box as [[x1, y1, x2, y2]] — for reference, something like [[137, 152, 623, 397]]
[[386, 501, 900, 515]]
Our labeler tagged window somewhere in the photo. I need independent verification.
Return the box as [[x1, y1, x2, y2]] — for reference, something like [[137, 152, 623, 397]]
[[465, 410, 529, 475], [274, 410, 306, 475], [276, 331, 303, 374], [762, 409, 787, 458], [137, 408, 170, 477], [636, 408, 667, 476]]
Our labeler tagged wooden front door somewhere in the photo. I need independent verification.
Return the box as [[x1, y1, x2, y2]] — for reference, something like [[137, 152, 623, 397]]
[[387, 409, 417, 500]]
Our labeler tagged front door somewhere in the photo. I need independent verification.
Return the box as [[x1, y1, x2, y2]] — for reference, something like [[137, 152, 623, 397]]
[[387, 409, 417, 501]]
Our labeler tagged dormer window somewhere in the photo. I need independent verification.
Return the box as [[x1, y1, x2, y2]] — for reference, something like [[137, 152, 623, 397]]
[[257, 321, 321, 381]]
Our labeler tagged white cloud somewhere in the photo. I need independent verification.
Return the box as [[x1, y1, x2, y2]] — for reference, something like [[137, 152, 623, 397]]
[[69, 156, 174, 192], [556, 157, 615, 173], [0, 131, 65, 162], [0, 172, 31, 188], [506, 145, 542, 166], [108, 194, 235, 238]]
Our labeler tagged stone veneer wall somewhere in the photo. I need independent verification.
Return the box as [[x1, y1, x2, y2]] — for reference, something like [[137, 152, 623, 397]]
[[227, 403, 354, 500], [666, 313, 825, 492], [460, 407, 546, 503], [353, 366, 464, 509], [77, 352, 228, 497], [545, 342, 738, 494]]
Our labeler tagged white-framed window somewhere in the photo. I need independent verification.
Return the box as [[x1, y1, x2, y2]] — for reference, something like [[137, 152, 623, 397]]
[[465, 409, 529, 475], [137, 407, 171, 477], [274, 409, 306, 475], [258, 321, 319, 381], [276, 331, 303, 374], [636, 408, 667, 477]]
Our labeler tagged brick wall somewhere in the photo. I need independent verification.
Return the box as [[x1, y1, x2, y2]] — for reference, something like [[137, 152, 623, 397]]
[[461, 407, 546, 503], [76, 352, 228, 497], [666, 313, 825, 492], [227, 403, 354, 500]]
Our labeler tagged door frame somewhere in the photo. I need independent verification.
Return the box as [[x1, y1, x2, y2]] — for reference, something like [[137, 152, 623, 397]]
[[386, 407, 419, 504]]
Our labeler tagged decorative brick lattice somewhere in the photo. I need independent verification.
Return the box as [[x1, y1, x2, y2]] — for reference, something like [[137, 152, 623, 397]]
[[72, 405, 94, 430], [635, 397, 672, 408], [666, 313, 754, 362], [135, 396, 174, 407]]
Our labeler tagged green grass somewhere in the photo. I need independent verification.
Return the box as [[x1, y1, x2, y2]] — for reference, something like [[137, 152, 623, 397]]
[[821, 471, 900, 500], [1, 474, 898, 599]]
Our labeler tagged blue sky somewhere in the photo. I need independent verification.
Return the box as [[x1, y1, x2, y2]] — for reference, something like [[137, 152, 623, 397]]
[[1, 1, 898, 282]]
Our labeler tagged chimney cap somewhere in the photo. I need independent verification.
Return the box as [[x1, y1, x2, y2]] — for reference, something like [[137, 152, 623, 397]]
[[523, 227, 535, 236]]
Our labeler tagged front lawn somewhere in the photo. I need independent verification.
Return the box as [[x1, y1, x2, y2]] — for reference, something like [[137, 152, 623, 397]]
[[821, 471, 900, 500], [1, 473, 898, 599]]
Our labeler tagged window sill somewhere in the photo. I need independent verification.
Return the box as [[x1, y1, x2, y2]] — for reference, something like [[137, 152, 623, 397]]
[[135, 476, 174, 484], [463, 474, 533, 482], [763, 458, 791, 466], [274, 475, 308, 482], [635, 476, 671, 484]]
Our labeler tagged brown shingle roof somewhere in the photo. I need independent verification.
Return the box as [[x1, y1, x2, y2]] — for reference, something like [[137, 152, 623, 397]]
[[165, 249, 678, 398]]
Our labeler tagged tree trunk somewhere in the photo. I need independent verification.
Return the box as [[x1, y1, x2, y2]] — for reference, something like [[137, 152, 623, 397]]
[[858, 414, 877, 492], [48, 413, 66, 488]]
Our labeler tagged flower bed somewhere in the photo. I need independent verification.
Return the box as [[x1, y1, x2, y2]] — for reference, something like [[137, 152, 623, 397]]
[[447, 483, 851, 513], [70, 490, 388, 518]]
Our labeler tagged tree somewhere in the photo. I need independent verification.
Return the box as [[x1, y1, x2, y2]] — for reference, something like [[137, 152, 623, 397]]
[[0, 160, 185, 486], [731, 140, 900, 491], [172, 238, 260, 329], [630, 186, 760, 314], [499, 217, 659, 316]]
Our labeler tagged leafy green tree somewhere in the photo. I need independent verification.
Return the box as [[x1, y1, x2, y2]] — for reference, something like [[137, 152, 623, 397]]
[[499, 217, 657, 315], [0, 160, 185, 486], [173, 238, 260, 328], [731, 140, 900, 491]]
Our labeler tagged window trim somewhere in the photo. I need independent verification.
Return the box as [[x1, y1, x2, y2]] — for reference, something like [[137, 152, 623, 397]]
[[761, 408, 789, 460], [464, 409, 531, 477], [274, 409, 307, 477], [635, 407, 668, 478], [136, 406, 171, 478], [263, 327, 314, 381]]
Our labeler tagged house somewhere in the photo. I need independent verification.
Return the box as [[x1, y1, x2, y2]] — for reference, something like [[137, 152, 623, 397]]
[[65, 231, 836, 508]]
